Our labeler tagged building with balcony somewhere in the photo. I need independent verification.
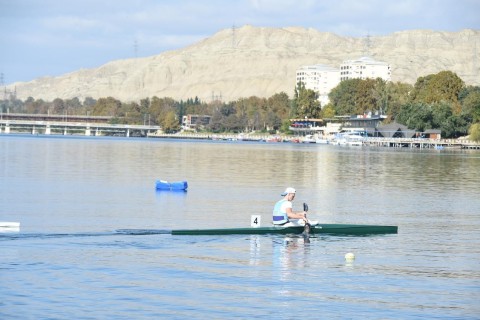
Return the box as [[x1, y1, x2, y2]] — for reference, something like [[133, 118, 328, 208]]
[[296, 57, 391, 106], [340, 56, 391, 81], [181, 114, 211, 131], [295, 64, 340, 107]]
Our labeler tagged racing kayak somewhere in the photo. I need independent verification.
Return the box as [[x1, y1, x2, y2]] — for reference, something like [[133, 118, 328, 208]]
[[171, 223, 398, 236]]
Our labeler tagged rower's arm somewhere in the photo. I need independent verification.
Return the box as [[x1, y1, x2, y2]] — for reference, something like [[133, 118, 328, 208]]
[[286, 208, 306, 220]]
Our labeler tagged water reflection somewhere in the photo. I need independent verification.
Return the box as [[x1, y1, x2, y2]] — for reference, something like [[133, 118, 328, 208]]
[[272, 236, 311, 282], [249, 235, 261, 266]]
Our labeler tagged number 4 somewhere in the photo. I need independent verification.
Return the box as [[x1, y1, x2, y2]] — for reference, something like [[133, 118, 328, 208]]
[[251, 215, 261, 228]]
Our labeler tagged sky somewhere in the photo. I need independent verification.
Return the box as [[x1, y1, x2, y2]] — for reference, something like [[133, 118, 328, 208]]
[[1, 0, 479, 85]]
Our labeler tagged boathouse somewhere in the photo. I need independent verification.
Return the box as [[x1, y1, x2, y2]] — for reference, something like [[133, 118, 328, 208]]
[[376, 122, 416, 138]]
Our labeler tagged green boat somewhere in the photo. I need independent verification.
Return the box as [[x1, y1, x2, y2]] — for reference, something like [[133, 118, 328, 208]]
[[171, 223, 398, 236]]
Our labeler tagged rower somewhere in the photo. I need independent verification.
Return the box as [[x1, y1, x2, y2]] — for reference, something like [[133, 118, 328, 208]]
[[272, 187, 308, 226]]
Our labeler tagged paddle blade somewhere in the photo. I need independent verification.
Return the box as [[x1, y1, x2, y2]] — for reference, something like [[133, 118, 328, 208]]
[[303, 202, 309, 212], [302, 223, 311, 243]]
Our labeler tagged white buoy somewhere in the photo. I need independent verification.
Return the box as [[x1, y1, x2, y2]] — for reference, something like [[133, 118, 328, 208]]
[[345, 252, 355, 261]]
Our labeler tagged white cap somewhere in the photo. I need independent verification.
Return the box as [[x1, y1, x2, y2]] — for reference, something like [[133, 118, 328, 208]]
[[281, 187, 296, 196]]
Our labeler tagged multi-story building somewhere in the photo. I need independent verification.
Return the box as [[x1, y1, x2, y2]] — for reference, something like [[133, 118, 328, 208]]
[[340, 56, 391, 81], [181, 114, 211, 131], [296, 57, 391, 106], [295, 64, 340, 107]]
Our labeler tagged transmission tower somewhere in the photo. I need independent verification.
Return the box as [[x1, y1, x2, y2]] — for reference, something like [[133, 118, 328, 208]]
[[474, 38, 478, 84], [134, 39, 138, 58], [363, 33, 371, 57]]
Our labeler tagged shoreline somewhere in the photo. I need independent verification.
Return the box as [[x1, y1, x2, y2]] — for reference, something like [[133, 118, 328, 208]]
[[1, 131, 479, 150]]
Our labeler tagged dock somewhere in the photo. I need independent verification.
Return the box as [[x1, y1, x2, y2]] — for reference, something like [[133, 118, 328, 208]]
[[363, 137, 480, 150]]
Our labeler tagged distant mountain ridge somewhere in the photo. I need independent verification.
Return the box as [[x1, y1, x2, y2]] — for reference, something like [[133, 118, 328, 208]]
[[7, 25, 480, 102]]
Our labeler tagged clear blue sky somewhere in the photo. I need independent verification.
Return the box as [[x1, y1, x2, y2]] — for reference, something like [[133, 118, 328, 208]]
[[1, 0, 479, 84]]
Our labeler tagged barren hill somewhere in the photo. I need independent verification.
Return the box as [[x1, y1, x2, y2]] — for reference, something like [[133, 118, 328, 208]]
[[8, 25, 480, 102]]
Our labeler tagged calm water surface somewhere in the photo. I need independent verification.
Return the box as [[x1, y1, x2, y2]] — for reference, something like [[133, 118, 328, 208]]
[[1, 135, 479, 319]]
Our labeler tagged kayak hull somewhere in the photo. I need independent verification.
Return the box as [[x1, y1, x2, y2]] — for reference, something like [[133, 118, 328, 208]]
[[171, 224, 398, 236]]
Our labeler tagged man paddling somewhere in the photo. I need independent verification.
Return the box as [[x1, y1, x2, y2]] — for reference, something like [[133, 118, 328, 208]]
[[272, 187, 308, 226]]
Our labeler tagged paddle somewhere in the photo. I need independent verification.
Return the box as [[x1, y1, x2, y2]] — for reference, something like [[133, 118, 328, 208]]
[[302, 202, 311, 243]]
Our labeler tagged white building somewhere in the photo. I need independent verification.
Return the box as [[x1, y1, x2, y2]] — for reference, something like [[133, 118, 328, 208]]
[[340, 56, 391, 81], [296, 57, 391, 107], [181, 114, 211, 131], [296, 64, 340, 107]]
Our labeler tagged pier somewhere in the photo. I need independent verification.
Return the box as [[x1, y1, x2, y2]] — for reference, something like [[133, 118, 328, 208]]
[[148, 132, 480, 149], [362, 137, 480, 150]]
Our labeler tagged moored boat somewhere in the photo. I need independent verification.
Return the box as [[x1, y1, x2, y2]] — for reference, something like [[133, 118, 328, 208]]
[[155, 180, 188, 191], [333, 131, 366, 146], [0, 221, 20, 228], [301, 134, 316, 143], [171, 223, 398, 236]]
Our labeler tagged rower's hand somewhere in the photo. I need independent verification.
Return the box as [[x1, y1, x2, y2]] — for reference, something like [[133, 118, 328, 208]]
[[302, 211, 308, 222]]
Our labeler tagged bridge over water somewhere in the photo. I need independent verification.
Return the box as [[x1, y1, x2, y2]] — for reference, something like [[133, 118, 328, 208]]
[[0, 113, 160, 137]]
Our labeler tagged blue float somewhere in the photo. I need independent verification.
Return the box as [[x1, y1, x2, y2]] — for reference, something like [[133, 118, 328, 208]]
[[155, 180, 188, 191]]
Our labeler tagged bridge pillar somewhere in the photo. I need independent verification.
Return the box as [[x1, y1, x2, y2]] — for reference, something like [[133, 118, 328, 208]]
[[5, 124, 10, 134], [95, 128, 100, 136], [126, 129, 130, 137], [45, 124, 51, 135], [32, 126, 37, 135], [85, 126, 91, 136], [63, 127, 67, 135]]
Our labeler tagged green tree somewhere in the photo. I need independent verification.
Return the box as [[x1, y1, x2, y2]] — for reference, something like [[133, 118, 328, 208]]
[[83, 97, 97, 108], [291, 82, 302, 117], [161, 111, 180, 133], [320, 104, 335, 119], [65, 97, 82, 111], [280, 119, 292, 134], [396, 102, 433, 132], [388, 82, 413, 120], [294, 82, 321, 118], [92, 97, 121, 117], [329, 79, 361, 115], [52, 98, 65, 114], [460, 88, 480, 123], [354, 78, 378, 114], [267, 92, 290, 121], [411, 71, 465, 113], [207, 109, 226, 133], [468, 123, 480, 142], [150, 96, 176, 126]]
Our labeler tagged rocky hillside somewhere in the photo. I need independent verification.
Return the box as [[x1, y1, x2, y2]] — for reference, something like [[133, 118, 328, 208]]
[[8, 25, 480, 102]]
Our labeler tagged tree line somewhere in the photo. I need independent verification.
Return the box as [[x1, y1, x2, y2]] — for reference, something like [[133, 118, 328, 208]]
[[1, 70, 479, 141]]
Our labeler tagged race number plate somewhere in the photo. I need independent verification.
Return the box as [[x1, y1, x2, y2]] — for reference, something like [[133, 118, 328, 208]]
[[250, 215, 261, 228]]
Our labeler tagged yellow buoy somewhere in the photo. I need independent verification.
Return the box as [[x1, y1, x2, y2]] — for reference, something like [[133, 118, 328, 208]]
[[345, 252, 355, 260]]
